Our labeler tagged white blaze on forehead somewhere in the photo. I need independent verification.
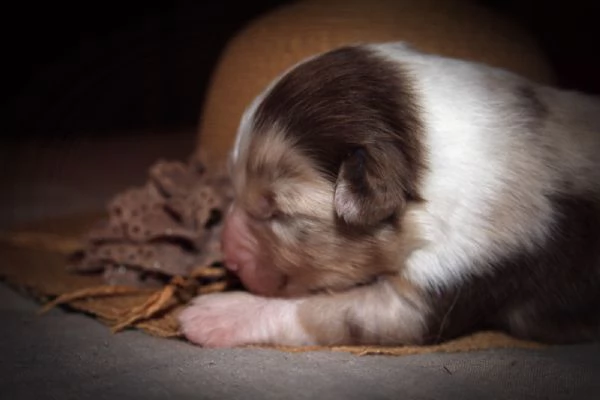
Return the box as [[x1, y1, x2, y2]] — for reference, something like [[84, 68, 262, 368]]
[[231, 93, 266, 166]]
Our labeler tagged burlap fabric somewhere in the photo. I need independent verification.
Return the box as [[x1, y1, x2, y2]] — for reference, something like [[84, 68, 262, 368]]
[[1, 0, 553, 355]]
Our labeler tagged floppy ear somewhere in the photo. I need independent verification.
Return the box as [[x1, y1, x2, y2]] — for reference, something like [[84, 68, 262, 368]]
[[334, 145, 407, 226]]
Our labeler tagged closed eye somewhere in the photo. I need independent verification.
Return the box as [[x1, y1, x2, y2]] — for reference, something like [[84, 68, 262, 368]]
[[248, 209, 283, 222]]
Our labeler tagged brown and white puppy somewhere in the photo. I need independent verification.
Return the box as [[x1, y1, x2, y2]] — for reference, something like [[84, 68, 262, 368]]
[[179, 43, 600, 348]]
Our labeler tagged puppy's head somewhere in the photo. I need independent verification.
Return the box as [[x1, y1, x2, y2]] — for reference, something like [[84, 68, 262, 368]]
[[221, 45, 424, 297]]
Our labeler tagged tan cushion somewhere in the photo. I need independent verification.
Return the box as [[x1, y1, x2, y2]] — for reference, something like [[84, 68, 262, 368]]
[[196, 0, 555, 164]]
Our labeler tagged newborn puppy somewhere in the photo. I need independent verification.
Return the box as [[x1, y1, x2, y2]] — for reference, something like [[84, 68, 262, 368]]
[[179, 43, 600, 348]]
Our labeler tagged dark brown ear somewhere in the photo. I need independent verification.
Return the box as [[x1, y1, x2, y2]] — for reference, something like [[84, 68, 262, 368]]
[[334, 145, 407, 226]]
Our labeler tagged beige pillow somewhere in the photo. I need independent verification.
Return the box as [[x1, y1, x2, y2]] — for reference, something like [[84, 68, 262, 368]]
[[196, 0, 555, 164]]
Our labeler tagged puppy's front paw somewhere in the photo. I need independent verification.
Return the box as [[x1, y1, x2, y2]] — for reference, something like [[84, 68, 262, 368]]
[[178, 292, 264, 347], [177, 292, 311, 348]]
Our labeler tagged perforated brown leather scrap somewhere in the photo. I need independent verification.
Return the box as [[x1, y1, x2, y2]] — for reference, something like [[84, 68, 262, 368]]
[[69, 155, 234, 287]]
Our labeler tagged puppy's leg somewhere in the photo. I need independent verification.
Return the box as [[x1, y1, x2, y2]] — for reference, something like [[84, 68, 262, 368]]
[[296, 276, 428, 346], [178, 277, 428, 348]]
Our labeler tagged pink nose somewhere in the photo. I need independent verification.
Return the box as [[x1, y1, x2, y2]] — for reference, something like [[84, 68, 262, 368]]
[[223, 250, 240, 273], [219, 206, 287, 296], [224, 260, 239, 272]]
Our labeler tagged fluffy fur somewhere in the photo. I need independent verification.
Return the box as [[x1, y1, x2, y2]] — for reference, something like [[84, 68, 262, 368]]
[[179, 43, 600, 348]]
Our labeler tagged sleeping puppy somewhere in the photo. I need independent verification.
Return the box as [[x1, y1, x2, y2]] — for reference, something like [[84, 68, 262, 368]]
[[179, 43, 600, 348]]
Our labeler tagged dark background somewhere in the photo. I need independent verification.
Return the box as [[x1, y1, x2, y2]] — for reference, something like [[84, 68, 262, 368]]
[[3, 0, 600, 142]]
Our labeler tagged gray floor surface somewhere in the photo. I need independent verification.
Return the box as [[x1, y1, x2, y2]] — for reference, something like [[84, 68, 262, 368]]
[[2, 284, 600, 400]]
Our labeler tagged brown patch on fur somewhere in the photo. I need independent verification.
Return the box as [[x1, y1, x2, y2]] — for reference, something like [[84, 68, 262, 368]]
[[253, 45, 425, 226], [424, 195, 600, 345]]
